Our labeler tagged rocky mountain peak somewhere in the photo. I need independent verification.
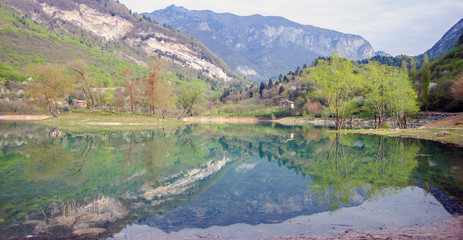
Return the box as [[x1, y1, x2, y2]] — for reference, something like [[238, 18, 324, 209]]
[[424, 18, 463, 61], [144, 6, 375, 81]]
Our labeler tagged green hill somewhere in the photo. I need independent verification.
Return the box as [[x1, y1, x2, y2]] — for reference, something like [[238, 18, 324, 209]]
[[0, 1, 145, 86], [0, 0, 250, 115], [0, 0, 245, 87]]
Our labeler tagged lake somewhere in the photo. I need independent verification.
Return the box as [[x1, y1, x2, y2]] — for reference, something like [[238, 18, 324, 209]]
[[0, 123, 462, 239]]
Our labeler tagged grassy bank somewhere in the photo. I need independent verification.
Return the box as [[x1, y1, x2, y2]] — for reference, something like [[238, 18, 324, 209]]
[[342, 128, 463, 146], [18, 111, 463, 146], [274, 115, 463, 146], [32, 110, 187, 133], [342, 114, 463, 146]]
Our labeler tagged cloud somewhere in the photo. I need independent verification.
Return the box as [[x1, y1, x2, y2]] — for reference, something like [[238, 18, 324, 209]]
[[119, 0, 463, 56]]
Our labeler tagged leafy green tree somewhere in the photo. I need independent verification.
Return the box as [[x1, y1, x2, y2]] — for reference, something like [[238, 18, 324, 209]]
[[361, 61, 389, 128], [178, 88, 201, 119], [279, 86, 285, 95], [361, 61, 418, 128], [421, 54, 431, 111], [385, 68, 419, 128], [309, 55, 360, 130]]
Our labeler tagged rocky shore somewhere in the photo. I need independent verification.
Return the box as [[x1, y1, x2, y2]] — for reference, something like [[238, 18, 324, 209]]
[[279, 215, 463, 240], [276, 112, 461, 129]]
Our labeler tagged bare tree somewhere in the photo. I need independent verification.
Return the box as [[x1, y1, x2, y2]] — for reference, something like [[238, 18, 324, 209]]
[[123, 68, 140, 115], [144, 59, 166, 115], [68, 59, 95, 109]]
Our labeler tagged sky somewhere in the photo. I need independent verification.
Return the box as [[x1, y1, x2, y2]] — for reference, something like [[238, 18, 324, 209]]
[[118, 0, 463, 56]]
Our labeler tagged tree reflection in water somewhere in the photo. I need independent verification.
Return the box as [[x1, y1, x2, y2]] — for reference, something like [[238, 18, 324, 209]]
[[0, 123, 461, 239]]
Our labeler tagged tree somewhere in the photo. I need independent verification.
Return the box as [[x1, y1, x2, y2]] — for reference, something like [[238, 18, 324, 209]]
[[267, 79, 273, 88], [123, 68, 140, 115], [68, 59, 95, 109], [451, 74, 463, 102], [361, 61, 418, 129], [386, 70, 419, 128], [114, 87, 126, 113], [259, 82, 265, 97], [96, 89, 113, 113], [409, 58, 417, 86], [26, 64, 72, 117], [178, 88, 201, 119], [421, 53, 431, 111], [144, 59, 167, 115], [361, 61, 389, 128], [309, 55, 360, 130], [401, 60, 408, 74], [279, 86, 285, 95]]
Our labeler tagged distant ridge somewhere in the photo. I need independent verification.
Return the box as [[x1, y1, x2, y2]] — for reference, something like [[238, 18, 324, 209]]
[[143, 5, 375, 81], [424, 18, 463, 61]]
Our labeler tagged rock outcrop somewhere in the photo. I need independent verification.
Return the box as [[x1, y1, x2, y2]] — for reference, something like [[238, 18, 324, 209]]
[[3, 0, 242, 85]]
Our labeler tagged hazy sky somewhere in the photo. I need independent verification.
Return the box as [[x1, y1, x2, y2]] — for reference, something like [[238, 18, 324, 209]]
[[118, 0, 463, 56]]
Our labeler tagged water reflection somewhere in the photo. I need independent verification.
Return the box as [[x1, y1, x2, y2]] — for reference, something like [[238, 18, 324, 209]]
[[0, 123, 462, 239]]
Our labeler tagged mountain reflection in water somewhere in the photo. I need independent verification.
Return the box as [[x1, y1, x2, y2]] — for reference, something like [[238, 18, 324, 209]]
[[0, 123, 462, 239]]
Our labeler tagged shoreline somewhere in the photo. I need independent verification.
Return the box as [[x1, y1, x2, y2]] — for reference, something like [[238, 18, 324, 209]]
[[0, 114, 51, 121], [280, 215, 463, 240], [1, 113, 462, 146], [185, 116, 260, 124]]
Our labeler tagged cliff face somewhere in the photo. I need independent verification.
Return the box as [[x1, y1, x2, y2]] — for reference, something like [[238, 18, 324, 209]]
[[424, 18, 463, 61], [144, 5, 375, 81], [3, 0, 242, 85]]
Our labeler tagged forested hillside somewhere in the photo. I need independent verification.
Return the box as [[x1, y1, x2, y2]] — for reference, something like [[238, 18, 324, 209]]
[[425, 34, 463, 111]]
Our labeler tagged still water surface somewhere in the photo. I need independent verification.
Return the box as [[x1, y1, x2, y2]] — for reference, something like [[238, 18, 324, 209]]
[[0, 123, 462, 239]]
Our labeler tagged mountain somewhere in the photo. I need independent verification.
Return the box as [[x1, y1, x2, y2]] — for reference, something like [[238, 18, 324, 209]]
[[143, 5, 375, 81], [374, 51, 391, 57], [424, 18, 463, 61], [0, 0, 243, 87], [426, 33, 463, 111]]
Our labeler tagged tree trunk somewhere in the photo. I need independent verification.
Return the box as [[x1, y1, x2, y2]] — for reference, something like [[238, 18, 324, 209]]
[[162, 108, 167, 119], [378, 114, 382, 129], [402, 115, 408, 129], [84, 82, 95, 109], [48, 104, 58, 118], [178, 105, 190, 120]]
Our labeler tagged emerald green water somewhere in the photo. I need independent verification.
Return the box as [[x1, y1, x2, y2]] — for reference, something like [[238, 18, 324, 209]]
[[0, 123, 462, 239]]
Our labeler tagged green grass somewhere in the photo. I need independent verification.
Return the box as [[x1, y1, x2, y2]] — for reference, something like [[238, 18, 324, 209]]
[[33, 110, 187, 133]]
